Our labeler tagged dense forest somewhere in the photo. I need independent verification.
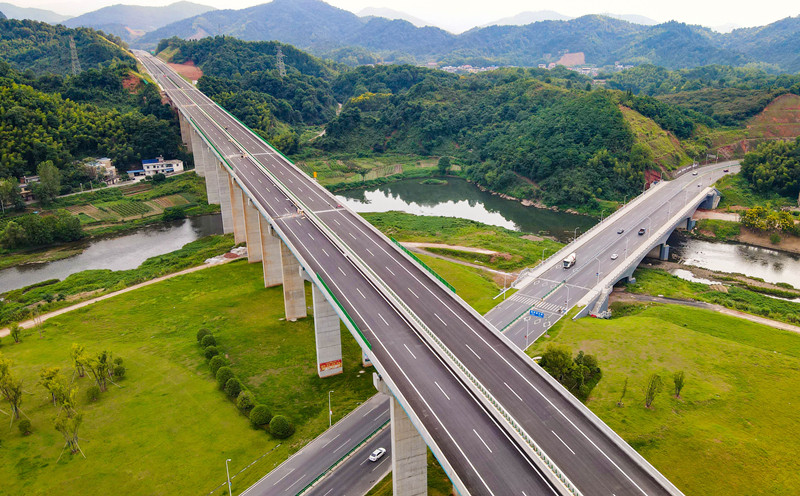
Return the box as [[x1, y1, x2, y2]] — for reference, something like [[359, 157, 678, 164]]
[[160, 37, 340, 152], [741, 138, 800, 198], [0, 18, 133, 76], [319, 66, 649, 208]]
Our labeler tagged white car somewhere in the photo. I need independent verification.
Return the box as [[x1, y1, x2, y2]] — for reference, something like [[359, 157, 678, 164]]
[[368, 447, 386, 462], [610, 253, 618, 260], [692, 171, 698, 176]]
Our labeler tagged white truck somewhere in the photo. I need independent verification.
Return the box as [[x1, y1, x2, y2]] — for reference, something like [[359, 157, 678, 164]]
[[563, 252, 577, 269]]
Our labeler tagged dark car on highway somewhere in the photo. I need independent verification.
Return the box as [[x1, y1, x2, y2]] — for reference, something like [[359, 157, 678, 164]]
[[638, 228, 646, 235]]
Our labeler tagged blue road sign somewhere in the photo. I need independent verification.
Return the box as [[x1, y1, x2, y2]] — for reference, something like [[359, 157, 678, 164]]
[[530, 310, 545, 318]]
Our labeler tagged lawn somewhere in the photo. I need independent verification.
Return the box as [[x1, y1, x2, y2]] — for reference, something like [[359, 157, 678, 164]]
[[0, 261, 376, 495], [529, 303, 800, 495]]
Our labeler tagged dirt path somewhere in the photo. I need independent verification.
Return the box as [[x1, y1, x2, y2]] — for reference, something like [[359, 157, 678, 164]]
[[402, 242, 498, 255], [612, 292, 800, 335], [0, 257, 239, 338], [693, 209, 740, 221]]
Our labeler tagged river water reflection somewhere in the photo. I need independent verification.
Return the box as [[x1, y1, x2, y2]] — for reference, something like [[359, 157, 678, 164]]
[[0, 214, 223, 293], [336, 178, 596, 242], [671, 237, 800, 288]]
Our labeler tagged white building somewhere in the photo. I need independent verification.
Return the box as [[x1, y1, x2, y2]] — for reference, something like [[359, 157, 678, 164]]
[[127, 156, 184, 179]]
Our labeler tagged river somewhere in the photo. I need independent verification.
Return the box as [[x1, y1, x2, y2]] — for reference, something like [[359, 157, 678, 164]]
[[671, 237, 800, 288], [0, 214, 223, 293], [335, 178, 596, 242]]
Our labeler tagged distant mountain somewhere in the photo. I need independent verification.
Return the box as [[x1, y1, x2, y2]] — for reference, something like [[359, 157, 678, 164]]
[[0, 2, 71, 23], [64, 1, 215, 42], [605, 14, 658, 25], [357, 7, 432, 28], [482, 10, 571, 27], [135, 0, 800, 72]]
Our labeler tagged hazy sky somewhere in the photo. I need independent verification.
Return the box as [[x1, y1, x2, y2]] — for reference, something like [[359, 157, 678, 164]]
[[21, 0, 800, 32]]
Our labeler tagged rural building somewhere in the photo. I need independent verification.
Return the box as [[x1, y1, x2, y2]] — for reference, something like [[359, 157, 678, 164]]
[[127, 156, 184, 179], [18, 175, 39, 201]]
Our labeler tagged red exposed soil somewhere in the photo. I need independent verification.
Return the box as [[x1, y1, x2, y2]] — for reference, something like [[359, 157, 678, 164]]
[[167, 61, 203, 81], [122, 73, 140, 93], [556, 52, 585, 66]]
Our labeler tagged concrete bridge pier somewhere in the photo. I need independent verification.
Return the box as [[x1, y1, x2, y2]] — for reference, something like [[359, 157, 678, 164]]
[[280, 241, 307, 321], [258, 217, 282, 287], [241, 196, 262, 263], [178, 113, 192, 152], [373, 374, 428, 496], [312, 285, 343, 377], [647, 243, 671, 261], [190, 131, 206, 178], [686, 217, 697, 230], [229, 180, 247, 244], [216, 163, 234, 234]]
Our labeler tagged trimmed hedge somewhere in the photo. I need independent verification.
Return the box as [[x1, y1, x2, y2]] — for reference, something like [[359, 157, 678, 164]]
[[236, 391, 255, 412], [224, 377, 242, 398], [200, 334, 217, 348], [196, 328, 211, 342], [209, 355, 228, 375], [215, 366, 234, 390], [204, 345, 219, 360], [269, 415, 294, 439], [249, 405, 272, 427]]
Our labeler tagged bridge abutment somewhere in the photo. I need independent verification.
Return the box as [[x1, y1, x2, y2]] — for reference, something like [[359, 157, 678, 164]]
[[280, 241, 307, 321], [391, 396, 428, 496], [242, 196, 262, 263], [312, 285, 343, 377], [259, 217, 282, 287]]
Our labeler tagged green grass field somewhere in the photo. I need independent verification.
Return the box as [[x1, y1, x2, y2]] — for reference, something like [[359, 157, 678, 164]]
[[530, 303, 800, 495], [101, 199, 153, 217], [0, 262, 376, 495]]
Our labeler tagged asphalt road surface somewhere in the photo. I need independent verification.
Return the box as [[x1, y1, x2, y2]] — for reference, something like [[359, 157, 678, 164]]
[[486, 162, 739, 348], [137, 51, 683, 496], [239, 395, 389, 496]]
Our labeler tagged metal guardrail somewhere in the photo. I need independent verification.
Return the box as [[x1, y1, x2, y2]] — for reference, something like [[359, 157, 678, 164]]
[[159, 67, 581, 496], [390, 238, 456, 293]]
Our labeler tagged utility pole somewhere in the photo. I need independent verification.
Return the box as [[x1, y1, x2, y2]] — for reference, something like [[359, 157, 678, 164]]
[[276, 46, 286, 78], [69, 36, 81, 75]]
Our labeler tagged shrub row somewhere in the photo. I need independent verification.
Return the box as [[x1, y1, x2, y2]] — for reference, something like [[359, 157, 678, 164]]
[[195, 328, 294, 439]]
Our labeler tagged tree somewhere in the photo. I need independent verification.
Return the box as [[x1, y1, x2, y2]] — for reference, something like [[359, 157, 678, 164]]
[[539, 345, 574, 383], [70, 343, 86, 378], [673, 371, 685, 398], [196, 328, 211, 342], [216, 366, 234, 390], [32, 161, 62, 205], [269, 415, 294, 439], [38, 366, 67, 407], [54, 407, 84, 458], [617, 377, 628, 407], [643, 374, 663, 408], [236, 390, 255, 412], [0, 221, 26, 249], [225, 377, 242, 398], [204, 346, 219, 360], [249, 404, 272, 427], [201, 334, 217, 348], [0, 178, 22, 214], [209, 355, 228, 376], [86, 385, 101, 402], [437, 156, 451, 175], [81, 350, 112, 392], [0, 355, 24, 421], [9, 323, 22, 344], [113, 365, 126, 379]]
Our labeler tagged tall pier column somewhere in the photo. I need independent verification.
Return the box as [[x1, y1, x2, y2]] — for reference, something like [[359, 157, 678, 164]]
[[216, 163, 233, 234], [228, 178, 246, 244], [391, 397, 427, 496], [242, 196, 262, 263], [189, 129, 206, 178], [179, 113, 192, 152], [281, 242, 307, 321], [259, 217, 282, 287], [312, 285, 343, 377]]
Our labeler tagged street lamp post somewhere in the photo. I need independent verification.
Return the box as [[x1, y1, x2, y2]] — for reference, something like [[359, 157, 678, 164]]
[[540, 247, 547, 266], [328, 390, 334, 427], [573, 227, 580, 243], [225, 459, 232, 496], [523, 316, 531, 349]]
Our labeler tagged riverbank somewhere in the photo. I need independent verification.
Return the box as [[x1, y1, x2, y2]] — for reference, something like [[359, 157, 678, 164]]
[[0, 173, 219, 270]]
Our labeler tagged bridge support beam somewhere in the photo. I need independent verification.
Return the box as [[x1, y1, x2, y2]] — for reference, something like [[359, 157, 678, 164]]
[[312, 285, 342, 377], [259, 217, 282, 287], [191, 130, 209, 179], [229, 179, 246, 244], [280, 241, 307, 321], [242, 196, 262, 263], [216, 163, 233, 234], [659, 244, 670, 261], [391, 396, 427, 496]]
